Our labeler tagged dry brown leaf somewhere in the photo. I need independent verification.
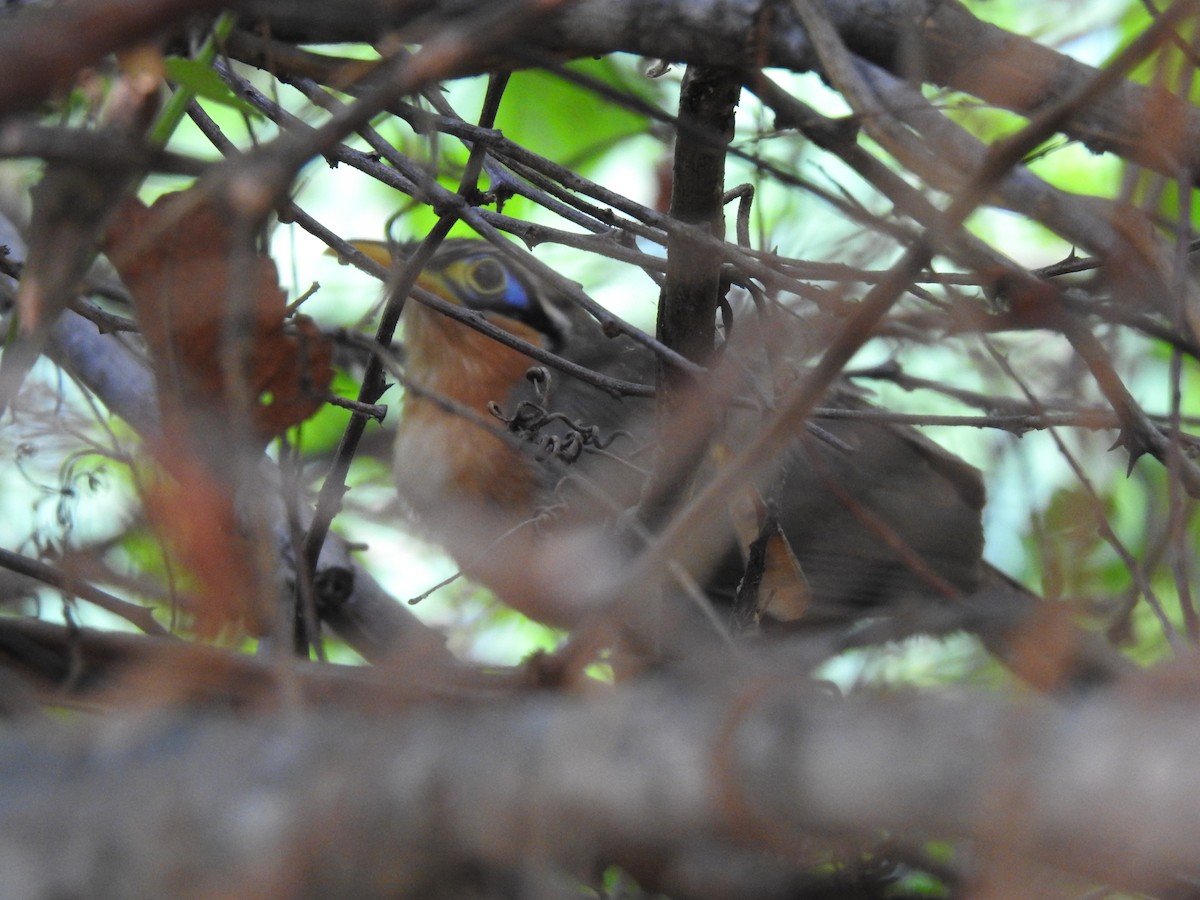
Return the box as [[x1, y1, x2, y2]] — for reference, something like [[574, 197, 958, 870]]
[[141, 436, 270, 637], [101, 188, 332, 637], [103, 189, 333, 442]]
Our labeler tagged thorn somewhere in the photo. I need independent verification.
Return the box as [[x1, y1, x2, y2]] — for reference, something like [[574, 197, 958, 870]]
[[1108, 427, 1152, 475]]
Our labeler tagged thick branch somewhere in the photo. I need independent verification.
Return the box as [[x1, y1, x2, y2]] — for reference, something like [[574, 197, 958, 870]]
[[4, 0, 1199, 184], [659, 65, 739, 373], [238, 0, 1200, 185], [0, 672, 1197, 897]]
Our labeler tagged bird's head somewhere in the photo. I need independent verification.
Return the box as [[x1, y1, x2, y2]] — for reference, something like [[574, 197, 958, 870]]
[[414, 241, 572, 353], [354, 238, 610, 449], [415, 241, 568, 348], [352, 238, 571, 355]]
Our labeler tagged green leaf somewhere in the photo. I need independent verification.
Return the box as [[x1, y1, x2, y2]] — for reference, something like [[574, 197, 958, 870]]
[[163, 57, 259, 118], [495, 58, 652, 171]]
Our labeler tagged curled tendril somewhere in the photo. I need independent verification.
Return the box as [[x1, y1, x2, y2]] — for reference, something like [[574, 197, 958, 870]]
[[487, 367, 629, 464]]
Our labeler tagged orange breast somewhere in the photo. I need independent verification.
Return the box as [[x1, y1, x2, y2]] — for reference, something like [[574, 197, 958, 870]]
[[393, 303, 545, 524]]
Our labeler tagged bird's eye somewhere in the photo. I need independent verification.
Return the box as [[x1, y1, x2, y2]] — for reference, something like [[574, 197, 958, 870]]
[[465, 257, 507, 295]]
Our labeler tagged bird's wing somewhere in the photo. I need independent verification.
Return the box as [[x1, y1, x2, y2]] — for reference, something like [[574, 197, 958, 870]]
[[500, 301, 987, 627]]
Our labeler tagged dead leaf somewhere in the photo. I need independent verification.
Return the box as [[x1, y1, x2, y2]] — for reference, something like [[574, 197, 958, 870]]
[[101, 188, 332, 637], [103, 189, 333, 443], [716, 442, 811, 625], [141, 436, 270, 637]]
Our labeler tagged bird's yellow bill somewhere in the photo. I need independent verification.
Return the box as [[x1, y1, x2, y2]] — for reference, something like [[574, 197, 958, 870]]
[[340, 239, 449, 298], [342, 238, 395, 269]]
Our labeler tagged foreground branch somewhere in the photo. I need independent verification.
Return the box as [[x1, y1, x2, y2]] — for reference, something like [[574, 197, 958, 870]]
[[242, 0, 1200, 185], [0, 667, 1196, 898]]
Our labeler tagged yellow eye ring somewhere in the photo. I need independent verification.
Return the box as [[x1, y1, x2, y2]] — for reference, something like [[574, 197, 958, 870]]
[[464, 257, 507, 295]]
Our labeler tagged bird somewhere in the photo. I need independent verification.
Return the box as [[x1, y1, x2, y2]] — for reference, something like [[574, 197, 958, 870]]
[[385, 238, 1124, 685], [389, 239, 662, 626]]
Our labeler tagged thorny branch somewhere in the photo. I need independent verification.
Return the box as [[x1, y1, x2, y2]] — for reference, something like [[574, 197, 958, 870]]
[[0, 0, 1199, 895], [0, 0, 1190, 652]]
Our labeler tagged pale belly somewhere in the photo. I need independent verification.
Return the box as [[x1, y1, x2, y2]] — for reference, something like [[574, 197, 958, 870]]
[[392, 412, 538, 527]]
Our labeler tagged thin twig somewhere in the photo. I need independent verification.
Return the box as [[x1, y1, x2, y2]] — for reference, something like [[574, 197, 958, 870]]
[[0, 547, 166, 636]]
